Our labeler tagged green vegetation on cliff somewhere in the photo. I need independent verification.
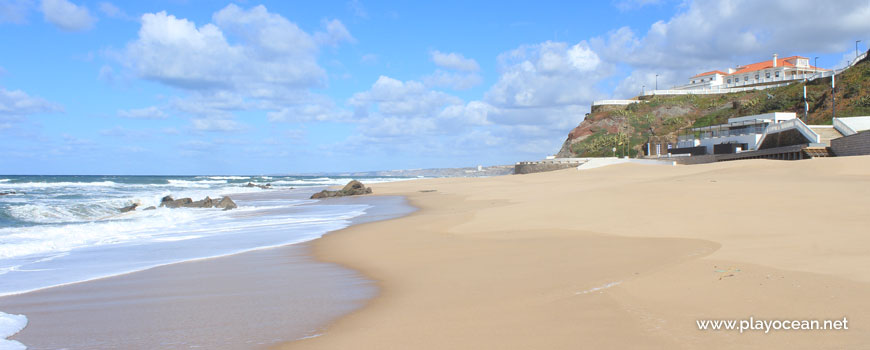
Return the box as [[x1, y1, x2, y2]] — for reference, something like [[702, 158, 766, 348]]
[[558, 55, 870, 158]]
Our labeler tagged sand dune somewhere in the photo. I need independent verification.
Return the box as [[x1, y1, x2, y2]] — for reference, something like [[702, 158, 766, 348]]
[[281, 156, 870, 349]]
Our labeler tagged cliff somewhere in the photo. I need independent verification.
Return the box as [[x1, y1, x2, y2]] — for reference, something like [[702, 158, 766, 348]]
[[557, 55, 870, 158]]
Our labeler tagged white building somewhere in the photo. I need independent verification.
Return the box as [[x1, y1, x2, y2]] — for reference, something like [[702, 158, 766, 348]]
[[678, 54, 828, 90], [677, 112, 800, 154]]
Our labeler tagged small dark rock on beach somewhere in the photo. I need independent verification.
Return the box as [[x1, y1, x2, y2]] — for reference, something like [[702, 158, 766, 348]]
[[310, 180, 373, 199]]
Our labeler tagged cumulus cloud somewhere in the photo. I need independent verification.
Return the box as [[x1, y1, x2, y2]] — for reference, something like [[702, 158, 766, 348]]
[[0, 86, 62, 132], [117, 106, 167, 119], [314, 19, 355, 46], [0, 87, 62, 116], [124, 6, 322, 91], [116, 4, 356, 133], [267, 98, 351, 122], [423, 51, 482, 90], [191, 118, 244, 132], [423, 70, 483, 90], [0, 0, 32, 24], [592, 0, 870, 97], [40, 0, 95, 31], [485, 41, 607, 110], [350, 76, 462, 118], [431, 50, 480, 72]]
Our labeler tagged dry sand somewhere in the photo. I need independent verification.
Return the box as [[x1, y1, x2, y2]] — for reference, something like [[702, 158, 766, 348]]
[[280, 156, 870, 349]]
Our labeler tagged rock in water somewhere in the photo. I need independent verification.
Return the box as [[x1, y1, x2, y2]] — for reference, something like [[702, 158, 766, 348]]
[[215, 197, 237, 210], [161, 198, 192, 208], [143, 206, 156, 211], [310, 180, 373, 199], [184, 196, 214, 208], [120, 203, 139, 213]]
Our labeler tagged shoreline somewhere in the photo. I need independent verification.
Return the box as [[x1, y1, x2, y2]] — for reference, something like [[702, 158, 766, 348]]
[[0, 192, 415, 349], [280, 157, 870, 349]]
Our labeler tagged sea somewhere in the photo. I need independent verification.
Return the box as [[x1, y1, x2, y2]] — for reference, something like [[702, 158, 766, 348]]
[[0, 175, 416, 349]]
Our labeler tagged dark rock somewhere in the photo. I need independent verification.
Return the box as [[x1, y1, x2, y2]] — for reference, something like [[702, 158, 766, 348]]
[[120, 203, 139, 213], [183, 196, 214, 208], [157, 195, 236, 210], [143, 206, 156, 211], [161, 198, 192, 208], [215, 196, 237, 210], [244, 182, 272, 189], [0, 191, 18, 196], [310, 180, 372, 199]]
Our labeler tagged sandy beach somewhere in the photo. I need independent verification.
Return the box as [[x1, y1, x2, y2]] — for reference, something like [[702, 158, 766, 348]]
[[280, 156, 870, 349]]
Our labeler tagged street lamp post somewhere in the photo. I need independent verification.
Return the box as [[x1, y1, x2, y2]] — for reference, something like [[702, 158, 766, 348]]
[[642, 85, 645, 96], [858, 40, 862, 60], [655, 74, 659, 91], [814, 57, 819, 73]]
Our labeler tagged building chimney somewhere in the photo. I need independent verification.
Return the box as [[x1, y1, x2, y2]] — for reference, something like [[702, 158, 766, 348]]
[[773, 54, 778, 67]]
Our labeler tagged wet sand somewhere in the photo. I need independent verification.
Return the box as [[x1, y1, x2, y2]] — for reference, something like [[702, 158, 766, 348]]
[[0, 195, 413, 350], [281, 156, 870, 349]]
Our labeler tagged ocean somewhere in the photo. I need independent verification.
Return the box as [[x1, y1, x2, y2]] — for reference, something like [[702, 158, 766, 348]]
[[0, 175, 415, 349]]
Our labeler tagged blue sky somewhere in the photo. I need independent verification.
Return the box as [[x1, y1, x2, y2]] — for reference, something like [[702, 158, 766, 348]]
[[1, 0, 869, 175]]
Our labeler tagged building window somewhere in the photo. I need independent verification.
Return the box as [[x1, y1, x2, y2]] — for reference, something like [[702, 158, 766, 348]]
[[755, 74, 759, 80], [727, 78, 732, 83], [735, 77, 739, 82], [775, 71, 780, 78], [692, 80, 695, 84], [766, 72, 771, 78], [744, 76, 749, 81]]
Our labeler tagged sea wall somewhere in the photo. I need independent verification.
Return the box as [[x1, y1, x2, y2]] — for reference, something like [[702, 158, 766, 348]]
[[515, 159, 588, 174], [831, 131, 870, 156]]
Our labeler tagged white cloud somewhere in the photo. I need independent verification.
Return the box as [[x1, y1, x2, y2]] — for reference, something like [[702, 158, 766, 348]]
[[0, 87, 62, 116], [267, 99, 351, 122], [191, 118, 244, 132], [117, 106, 167, 119], [349, 76, 462, 118], [423, 70, 482, 90], [40, 0, 95, 31], [118, 4, 356, 132], [98, 1, 129, 20], [124, 5, 326, 91], [431, 50, 480, 72], [485, 41, 607, 110], [592, 0, 870, 97], [0, 0, 32, 24], [314, 19, 355, 46]]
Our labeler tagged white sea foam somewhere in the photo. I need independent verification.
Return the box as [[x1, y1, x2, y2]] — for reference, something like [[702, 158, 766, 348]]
[[0, 179, 9, 183], [0, 311, 27, 350], [201, 176, 250, 180], [166, 179, 227, 187], [0, 208, 206, 259], [272, 177, 416, 186], [1, 181, 117, 189], [575, 281, 622, 295]]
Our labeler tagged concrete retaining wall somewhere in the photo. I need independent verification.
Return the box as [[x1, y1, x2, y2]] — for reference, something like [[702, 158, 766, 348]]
[[831, 131, 870, 156]]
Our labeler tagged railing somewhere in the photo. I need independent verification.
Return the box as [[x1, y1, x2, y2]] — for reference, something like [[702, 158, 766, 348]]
[[592, 99, 643, 106], [833, 118, 858, 136], [757, 118, 820, 149], [645, 83, 793, 96]]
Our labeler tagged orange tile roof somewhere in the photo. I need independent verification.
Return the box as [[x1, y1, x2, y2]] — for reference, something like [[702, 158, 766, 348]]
[[691, 70, 728, 78], [727, 56, 827, 76]]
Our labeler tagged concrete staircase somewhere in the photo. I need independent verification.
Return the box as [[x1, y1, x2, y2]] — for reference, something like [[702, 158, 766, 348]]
[[808, 126, 843, 146]]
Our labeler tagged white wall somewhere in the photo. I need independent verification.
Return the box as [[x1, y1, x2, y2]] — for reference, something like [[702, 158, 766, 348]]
[[699, 134, 763, 153]]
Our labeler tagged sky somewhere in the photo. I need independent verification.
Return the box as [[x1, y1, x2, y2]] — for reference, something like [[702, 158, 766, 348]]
[[1, 0, 869, 175]]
